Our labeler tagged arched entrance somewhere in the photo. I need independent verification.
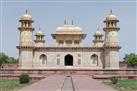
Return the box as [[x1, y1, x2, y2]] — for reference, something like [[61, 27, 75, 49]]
[[91, 54, 98, 66], [65, 54, 73, 66], [39, 54, 47, 67]]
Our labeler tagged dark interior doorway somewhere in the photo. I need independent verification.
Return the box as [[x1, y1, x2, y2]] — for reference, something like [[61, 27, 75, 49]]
[[65, 54, 73, 66]]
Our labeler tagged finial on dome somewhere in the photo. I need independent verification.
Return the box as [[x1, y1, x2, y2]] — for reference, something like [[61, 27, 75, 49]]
[[64, 20, 66, 25], [97, 28, 99, 31], [110, 9, 113, 14], [25, 9, 28, 14], [38, 27, 41, 31], [72, 20, 74, 25]]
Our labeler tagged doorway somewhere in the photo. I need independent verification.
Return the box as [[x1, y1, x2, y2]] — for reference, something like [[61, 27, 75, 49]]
[[65, 54, 73, 66]]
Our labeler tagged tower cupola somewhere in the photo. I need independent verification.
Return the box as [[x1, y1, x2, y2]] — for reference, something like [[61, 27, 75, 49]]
[[19, 10, 34, 27], [34, 28, 45, 47], [93, 28, 104, 47], [104, 10, 119, 28]]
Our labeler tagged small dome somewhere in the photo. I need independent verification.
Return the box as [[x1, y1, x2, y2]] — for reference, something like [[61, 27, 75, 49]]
[[20, 10, 32, 20], [106, 14, 117, 20], [95, 30, 102, 35], [36, 31, 44, 35], [105, 10, 118, 21]]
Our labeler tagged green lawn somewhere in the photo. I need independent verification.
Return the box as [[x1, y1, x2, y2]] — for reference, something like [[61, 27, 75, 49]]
[[0, 79, 31, 91], [105, 80, 137, 91]]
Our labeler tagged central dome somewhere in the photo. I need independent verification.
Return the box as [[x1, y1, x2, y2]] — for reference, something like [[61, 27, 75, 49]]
[[56, 24, 82, 31]]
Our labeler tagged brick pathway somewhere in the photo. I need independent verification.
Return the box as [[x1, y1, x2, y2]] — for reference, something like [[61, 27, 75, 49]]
[[72, 75, 117, 91], [19, 75, 117, 91], [19, 75, 65, 91]]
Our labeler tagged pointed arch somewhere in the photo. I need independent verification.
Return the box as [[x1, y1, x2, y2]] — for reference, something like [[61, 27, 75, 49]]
[[39, 54, 47, 66], [64, 54, 73, 66], [91, 54, 98, 66]]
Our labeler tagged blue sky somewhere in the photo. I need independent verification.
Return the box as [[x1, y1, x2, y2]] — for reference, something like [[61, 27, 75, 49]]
[[0, 0, 136, 61]]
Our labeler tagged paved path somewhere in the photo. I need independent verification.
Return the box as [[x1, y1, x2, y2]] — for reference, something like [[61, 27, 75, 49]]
[[19, 75, 65, 91], [72, 75, 117, 91], [19, 75, 117, 91]]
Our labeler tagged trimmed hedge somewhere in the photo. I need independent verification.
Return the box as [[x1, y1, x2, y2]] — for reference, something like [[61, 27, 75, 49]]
[[110, 76, 118, 84], [19, 73, 30, 84]]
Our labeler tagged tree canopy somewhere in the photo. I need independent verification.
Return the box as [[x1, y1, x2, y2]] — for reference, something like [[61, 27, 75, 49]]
[[0, 52, 18, 67], [123, 53, 137, 67]]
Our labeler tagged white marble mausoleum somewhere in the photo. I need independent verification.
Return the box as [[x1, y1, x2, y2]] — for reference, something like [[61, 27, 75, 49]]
[[17, 10, 121, 69]]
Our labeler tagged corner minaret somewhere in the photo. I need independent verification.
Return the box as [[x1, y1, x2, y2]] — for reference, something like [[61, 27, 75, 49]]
[[103, 10, 121, 69], [93, 28, 104, 47], [34, 28, 45, 47], [17, 10, 34, 68]]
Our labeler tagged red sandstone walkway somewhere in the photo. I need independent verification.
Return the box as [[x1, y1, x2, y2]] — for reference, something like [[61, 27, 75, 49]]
[[19, 75, 117, 91], [72, 75, 117, 91], [19, 75, 65, 91]]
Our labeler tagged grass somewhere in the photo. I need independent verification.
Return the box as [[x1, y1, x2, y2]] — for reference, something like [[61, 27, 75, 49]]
[[105, 80, 137, 91], [0, 79, 31, 91]]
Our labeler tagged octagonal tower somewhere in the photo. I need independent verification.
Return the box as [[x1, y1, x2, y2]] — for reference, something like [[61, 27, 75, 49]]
[[17, 10, 34, 68], [103, 10, 121, 69]]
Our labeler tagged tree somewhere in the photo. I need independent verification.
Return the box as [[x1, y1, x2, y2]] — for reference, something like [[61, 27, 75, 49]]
[[0, 52, 9, 67], [0, 52, 18, 67], [8, 57, 18, 64], [123, 53, 137, 67]]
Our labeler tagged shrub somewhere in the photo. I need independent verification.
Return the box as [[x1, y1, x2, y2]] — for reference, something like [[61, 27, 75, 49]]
[[110, 76, 118, 84], [19, 73, 30, 84]]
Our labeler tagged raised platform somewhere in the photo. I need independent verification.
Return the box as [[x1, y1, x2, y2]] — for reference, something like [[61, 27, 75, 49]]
[[0, 68, 137, 81]]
